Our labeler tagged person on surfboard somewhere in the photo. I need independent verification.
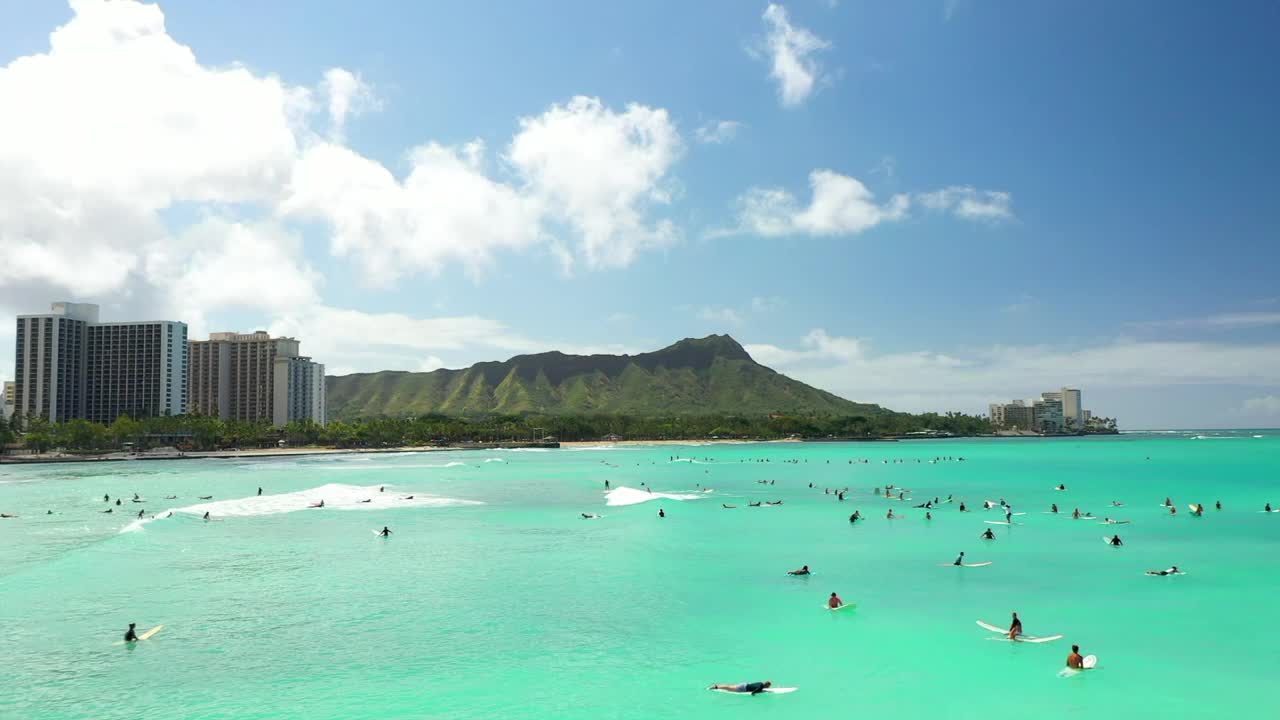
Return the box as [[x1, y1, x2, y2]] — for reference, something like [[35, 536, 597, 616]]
[[202, 512, 210, 521], [1008, 612, 1022, 640], [1066, 645, 1084, 669], [1108, 535, 1123, 546], [709, 681, 772, 694], [1146, 566, 1180, 576], [124, 623, 138, 642], [953, 552, 966, 566], [378, 526, 392, 537], [829, 592, 843, 609], [981, 528, 995, 539], [788, 565, 811, 576]]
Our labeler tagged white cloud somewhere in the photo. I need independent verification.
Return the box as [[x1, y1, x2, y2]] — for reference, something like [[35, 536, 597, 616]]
[[916, 186, 1014, 221], [320, 68, 379, 142], [760, 4, 831, 107], [750, 296, 786, 312], [1134, 311, 1280, 331], [695, 306, 745, 327], [729, 170, 909, 237], [746, 330, 1280, 416], [1242, 396, 1280, 416], [695, 120, 741, 144]]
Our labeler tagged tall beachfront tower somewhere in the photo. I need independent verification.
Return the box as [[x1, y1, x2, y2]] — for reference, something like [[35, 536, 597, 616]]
[[86, 320, 189, 423], [12, 302, 189, 424], [13, 302, 96, 423], [189, 331, 326, 427]]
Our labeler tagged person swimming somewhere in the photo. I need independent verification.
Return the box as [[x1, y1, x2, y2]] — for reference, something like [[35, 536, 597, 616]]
[[926, 511, 932, 520], [1008, 612, 1022, 640], [722, 504, 736, 509], [709, 681, 773, 694], [124, 623, 138, 642], [658, 508, 665, 518], [788, 565, 811, 576], [103, 494, 109, 502], [1066, 645, 1084, 669], [981, 528, 995, 539], [378, 526, 392, 537], [1109, 535, 1123, 546], [828, 592, 843, 609], [1146, 566, 1181, 576]]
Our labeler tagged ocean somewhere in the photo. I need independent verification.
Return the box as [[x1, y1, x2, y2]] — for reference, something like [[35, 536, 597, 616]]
[[2, 431, 1278, 719]]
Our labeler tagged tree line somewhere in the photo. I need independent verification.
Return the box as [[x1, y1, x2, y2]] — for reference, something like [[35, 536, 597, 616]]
[[0, 410, 999, 453]]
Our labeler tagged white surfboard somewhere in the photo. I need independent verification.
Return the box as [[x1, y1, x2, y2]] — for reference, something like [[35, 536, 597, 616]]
[[987, 634, 1064, 643], [711, 687, 798, 695], [942, 562, 993, 567], [1100, 520, 1131, 524], [825, 603, 856, 612], [1187, 504, 1202, 513], [1145, 570, 1186, 576], [1084, 654, 1098, 669], [1102, 536, 1123, 546], [977, 620, 1006, 633], [113, 625, 163, 645], [984, 520, 1020, 525]]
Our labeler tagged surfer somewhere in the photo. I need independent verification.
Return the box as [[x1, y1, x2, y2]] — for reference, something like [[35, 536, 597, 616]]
[[1066, 645, 1085, 669], [101, 508, 113, 514], [1267, 503, 1273, 513], [124, 623, 138, 642], [378, 526, 392, 537], [1072, 508, 1081, 519], [926, 512, 932, 520], [1051, 503, 1059, 513], [1215, 500, 1221, 510], [828, 592, 843, 609], [981, 528, 995, 540], [708, 681, 772, 695], [1056, 484, 1066, 491], [953, 552, 966, 566], [257, 487, 262, 496], [1005, 508, 1013, 524], [115, 499, 121, 506], [359, 499, 371, 503], [0, 513, 18, 518], [103, 494, 109, 502], [582, 513, 600, 518], [1108, 535, 1123, 546], [788, 565, 811, 576], [886, 509, 898, 519], [137, 509, 145, 519], [309, 500, 325, 509], [1008, 612, 1022, 640], [199, 496, 212, 500], [1164, 497, 1172, 507], [722, 504, 736, 509], [164, 495, 177, 500], [658, 508, 665, 518], [1169, 505, 1177, 515], [958, 502, 967, 512], [380, 486, 384, 492], [1146, 566, 1180, 576], [604, 480, 610, 490], [202, 512, 210, 521]]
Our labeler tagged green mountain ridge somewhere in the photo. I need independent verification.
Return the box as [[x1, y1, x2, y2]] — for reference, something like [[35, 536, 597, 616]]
[[324, 334, 883, 419]]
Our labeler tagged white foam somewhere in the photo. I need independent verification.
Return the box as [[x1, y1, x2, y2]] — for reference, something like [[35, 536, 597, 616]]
[[604, 486, 705, 507], [118, 483, 481, 532], [496, 448, 551, 453], [483, 458, 506, 463], [318, 461, 467, 471]]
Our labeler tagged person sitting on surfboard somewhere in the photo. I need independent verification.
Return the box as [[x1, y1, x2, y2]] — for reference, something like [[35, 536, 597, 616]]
[[1008, 612, 1022, 640], [981, 528, 995, 540], [958, 502, 967, 512], [1146, 566, 1180, 576], [926, 512, 932, 520], [788, 565, 811, 576], [1056, 484, 1066, 490], [709, 681, 772, 694], [953, 552, 966, 566], [1266, 503, 1273, 513], [378, 526, 392, 537], [1066, 645, 1084, 669], [828, 592, 843, 609], [1109, 535, 1123, 546], [1050, 503, 1059, 513], [124, 623, 138, 642]]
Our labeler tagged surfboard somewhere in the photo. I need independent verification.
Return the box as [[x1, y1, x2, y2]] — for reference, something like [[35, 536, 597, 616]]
[[984, 520, 1019, 525], [1103, 537, 1122, 545], [786, 572, 814, 577], [942, 562, 993, 567], [113, 625, 163, 645], [711, 687, 798, 695], [1100, 520, 1131, 524], [977, 620, 1006, 633], [987, 634, 1064, 643], [825, 603, 856, 612], [1188, 504, 1201, 513], [1084, 655, 1098, 669]]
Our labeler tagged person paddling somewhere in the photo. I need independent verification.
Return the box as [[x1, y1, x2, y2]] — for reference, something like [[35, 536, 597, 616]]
[[709, 681, 772, 695], [788, 565, 811, 576]]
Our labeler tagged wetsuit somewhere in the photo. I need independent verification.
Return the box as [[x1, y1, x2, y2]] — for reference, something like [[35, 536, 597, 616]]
[[736, 682, 767, 694], [124, 627, 138, 642]]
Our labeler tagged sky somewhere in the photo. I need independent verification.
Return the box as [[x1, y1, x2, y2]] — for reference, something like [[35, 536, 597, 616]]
[[1, 0, 1278, 429]]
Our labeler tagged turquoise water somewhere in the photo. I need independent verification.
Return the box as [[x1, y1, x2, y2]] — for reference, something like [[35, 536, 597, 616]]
[[2, 432, 1279, 719]]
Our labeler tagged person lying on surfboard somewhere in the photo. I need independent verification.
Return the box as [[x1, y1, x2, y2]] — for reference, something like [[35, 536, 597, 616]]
[[829, 592, 843, 609], [981, 528, 995, 539], [124, 623, 138, 642], [1066, 645, 1084, 669], [788, 565, 811, 576], [1008, 612, 1022, 640], [1146, 566, 1180, 576], [709, 681, 772, 694]]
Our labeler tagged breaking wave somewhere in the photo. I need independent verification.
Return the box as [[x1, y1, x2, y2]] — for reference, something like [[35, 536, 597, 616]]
[[604, 486, 705, 507]]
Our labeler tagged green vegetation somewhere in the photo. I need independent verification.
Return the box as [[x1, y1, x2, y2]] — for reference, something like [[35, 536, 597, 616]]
[[2, 411, 992, 453], [326, 335, 882, 420]]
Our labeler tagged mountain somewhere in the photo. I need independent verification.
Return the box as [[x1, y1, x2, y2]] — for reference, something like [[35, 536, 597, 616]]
[[324, 334, 882, 420]]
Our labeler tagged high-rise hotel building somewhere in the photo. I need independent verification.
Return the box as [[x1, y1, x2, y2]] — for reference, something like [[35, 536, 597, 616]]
[[189, 331, 326, 427], [13, 302, 188, 424]]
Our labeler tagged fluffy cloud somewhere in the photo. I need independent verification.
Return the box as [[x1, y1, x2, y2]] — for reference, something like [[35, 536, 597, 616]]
[[760, 4, 831, 107], [731, 170, 909, 237], [746, 330, 1280, 417], [695, 120, 741, 144], [320, 68, 378, 141], [916, 186, 1014, 221], [695, 306, 745, 327]]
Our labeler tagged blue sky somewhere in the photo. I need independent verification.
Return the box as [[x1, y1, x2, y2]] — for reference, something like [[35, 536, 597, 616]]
[[1, 0, 1278, 428]]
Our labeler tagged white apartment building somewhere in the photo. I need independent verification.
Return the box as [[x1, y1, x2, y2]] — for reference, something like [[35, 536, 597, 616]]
[[190, 331, 326, 427], [273, 356, 326, 427]]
